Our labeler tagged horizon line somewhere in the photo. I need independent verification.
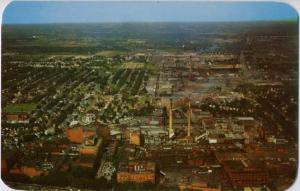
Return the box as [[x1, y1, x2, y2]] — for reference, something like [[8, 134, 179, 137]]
[[2, 18, 298, 25]]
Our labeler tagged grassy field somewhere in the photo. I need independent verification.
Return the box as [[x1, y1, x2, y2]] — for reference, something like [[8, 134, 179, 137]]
[[95, 50, 127, 56], [3, 103, 37, 113], [122, 62, 145, 69]]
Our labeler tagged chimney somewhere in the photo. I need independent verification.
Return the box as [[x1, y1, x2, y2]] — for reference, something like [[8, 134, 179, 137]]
[[169, 99, 174, 138], [187, 101, 191, 137]]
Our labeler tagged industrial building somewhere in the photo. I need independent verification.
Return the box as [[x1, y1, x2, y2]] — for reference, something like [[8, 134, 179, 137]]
[[117, 161, 156, 184]]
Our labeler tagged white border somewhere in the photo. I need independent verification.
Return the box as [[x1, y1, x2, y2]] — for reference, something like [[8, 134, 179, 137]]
[[0, 1, 299, 191]]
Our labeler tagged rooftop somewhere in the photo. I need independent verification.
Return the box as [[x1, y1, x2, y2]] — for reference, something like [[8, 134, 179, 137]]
[[118, 161, 155, 173]]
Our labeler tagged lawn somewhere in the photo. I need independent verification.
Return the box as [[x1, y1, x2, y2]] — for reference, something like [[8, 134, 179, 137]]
[[3, 103, 37, 114]]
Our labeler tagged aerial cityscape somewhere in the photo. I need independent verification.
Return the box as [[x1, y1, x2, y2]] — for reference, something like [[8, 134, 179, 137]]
[[1, 2, 298, 191]]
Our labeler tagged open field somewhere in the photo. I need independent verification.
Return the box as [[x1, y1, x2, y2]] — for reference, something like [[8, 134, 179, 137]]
[[96, 50, 127, 56], [122, 62, 145, 69], [3, 103, 37, 113]]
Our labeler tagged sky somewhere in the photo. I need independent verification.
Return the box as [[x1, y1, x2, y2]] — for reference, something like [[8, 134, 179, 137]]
[[2, 1, 299, 24]]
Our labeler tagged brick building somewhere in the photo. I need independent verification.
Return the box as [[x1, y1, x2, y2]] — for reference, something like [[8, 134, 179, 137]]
[[66, 126, 96, 144], [222, 160, 268, 188], [117, 161, 156, 184], [4, 113, 30, 124]]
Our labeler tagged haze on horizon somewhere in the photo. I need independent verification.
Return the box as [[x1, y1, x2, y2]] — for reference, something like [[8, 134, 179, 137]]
[[2, 1, 298, 24]]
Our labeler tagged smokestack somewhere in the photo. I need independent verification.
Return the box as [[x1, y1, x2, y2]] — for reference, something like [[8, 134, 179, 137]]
[[169, 99, 174, 138], [187, 101, 191, 137]]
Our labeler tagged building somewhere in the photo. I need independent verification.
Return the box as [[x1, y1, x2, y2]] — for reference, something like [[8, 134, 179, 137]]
[[79, 137, 102, 155], [178, 182, 221, 191], [96, 161, 116, 181], [1, 151, 20, 174], [80, 113, 96, 125], [66, 126, 96, 144], [222, 160, 268, 188], [202, 118, 215, 129], [129, 132, 141, 146], [9, 164, 48, 178], [117, 161, 156, 184], [3, 113, 30, 124], [74, 155, 96, 168], [2, 103, 36, 124], [97, 127, 110, 139], [66, 127, 84, 143], [215, 151, 247, 162]]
